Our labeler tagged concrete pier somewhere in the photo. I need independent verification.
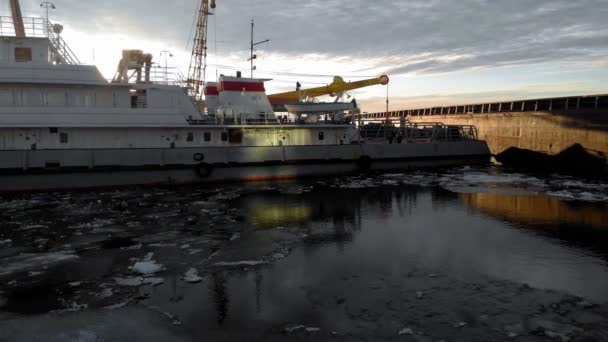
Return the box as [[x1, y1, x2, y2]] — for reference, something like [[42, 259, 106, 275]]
[[357, 94, 608, 156]]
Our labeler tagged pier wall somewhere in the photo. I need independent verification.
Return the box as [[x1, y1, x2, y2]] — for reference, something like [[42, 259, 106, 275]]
[[408, 111, 608, 156], [358, 95, 608, 156]]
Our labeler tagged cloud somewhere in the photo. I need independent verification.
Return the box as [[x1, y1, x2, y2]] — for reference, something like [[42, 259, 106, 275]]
[[13, 0, 607, 77], [359, 81, 608, 112]]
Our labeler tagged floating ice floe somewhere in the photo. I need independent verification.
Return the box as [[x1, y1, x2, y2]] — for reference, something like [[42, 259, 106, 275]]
[[121, 244, 143, 251], [453, 322, 468, 328], [0, 252, 78, 278], [284, 325, 320, 333], [96, 288, 113, 299], [52, 302, 88, 314], [547, 190, 608, 202], [130, 252, 163, 275], [104, 302, 128, 310], [114, 277, 144, 286], [131, 261, 163, 275], [146, 305, 182, 326], [182, 268, 203, 283], [20, 224, 48, 231], [398, 327, 414, 335], [143, 277, 165, 286], [67, 218, 115, 231], [0, 239, 12, 245], [213, 261, 267, 267]]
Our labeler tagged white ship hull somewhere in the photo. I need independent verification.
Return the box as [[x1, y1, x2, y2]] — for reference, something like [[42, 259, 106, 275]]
[[0, 141, 490, 193]]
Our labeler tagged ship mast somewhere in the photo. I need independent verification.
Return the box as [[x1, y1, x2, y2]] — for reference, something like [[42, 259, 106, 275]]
[[9, 0, 26, 37], [187, 0, 216, 109]]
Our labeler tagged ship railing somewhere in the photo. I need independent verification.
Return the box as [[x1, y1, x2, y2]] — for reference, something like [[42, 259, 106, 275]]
[[106, 66, 189, 87], [147, 65, 188, 86], [0, 16, 47, 38], [359, 120, 479, 142]]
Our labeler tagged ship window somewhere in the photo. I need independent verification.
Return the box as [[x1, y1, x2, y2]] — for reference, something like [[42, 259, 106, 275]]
[[228, 129, 243, 144], [0, 89, 13, 106], [49, 127, 58, 134], [187, 132, 194, 142], [204, 132, 211, 142], [221, 131, 228, 141], [318, 132, 324, 141], [46, 88, 68, 106], [59, 133, 68, 144], [15, 48, 32, 62], [23, 89, 43, 106]]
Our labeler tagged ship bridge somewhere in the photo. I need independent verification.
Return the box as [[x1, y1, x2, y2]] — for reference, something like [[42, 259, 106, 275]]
[[0, 15, 79, 65]]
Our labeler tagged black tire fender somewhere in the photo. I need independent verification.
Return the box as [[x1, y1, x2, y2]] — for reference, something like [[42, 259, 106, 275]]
[[195, 163, 213, 178]]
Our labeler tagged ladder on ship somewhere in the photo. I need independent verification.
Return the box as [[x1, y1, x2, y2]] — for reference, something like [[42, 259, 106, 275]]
[[43, 19, 80, 65]]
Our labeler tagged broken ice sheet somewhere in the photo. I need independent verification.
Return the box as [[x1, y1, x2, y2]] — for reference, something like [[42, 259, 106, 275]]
[[130, 253, 163, 275], [182, 268, 202, 283], [114, 277, 144, 286]]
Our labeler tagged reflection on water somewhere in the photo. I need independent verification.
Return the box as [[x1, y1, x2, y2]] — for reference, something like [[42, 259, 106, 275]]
[[461, 192, 608, 229], [230, 183, 608, 300], [141, 174, 608, 334], [210, 272, 229, 326]]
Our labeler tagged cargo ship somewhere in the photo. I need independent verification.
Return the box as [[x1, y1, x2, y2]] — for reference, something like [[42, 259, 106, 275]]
[[0, 2, 490, 193]]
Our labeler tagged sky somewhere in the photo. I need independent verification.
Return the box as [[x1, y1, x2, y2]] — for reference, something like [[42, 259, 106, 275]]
[[12, 0, 608, 112]]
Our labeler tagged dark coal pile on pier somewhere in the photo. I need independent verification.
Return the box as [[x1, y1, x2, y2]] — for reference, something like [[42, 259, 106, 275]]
[[1, 166, 608, 341]]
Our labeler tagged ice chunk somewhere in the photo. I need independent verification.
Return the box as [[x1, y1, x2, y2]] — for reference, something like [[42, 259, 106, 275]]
[[131, 261, 163, 275], [20, 224, 48, 231], [398, 328, 414, 335], [97, 288, 113, 299], [453, 322, 468, 328], [284, 325, 306, 333], [104, 302, 128, 310], [114, 277, 144, 286], [182, 268, 202, 283], [0, 239, 12, 245], [121, 244, 142, 251], [143, 277, 165, 286]]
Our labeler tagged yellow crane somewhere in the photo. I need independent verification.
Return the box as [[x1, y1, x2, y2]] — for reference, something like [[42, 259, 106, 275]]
[[267, 75, 389, 109]]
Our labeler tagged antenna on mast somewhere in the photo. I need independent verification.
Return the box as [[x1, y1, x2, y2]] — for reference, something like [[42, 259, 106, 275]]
[[247, 19, 269, 79]]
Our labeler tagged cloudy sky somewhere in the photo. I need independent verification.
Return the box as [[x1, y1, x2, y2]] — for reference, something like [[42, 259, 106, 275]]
[[14, 0, 608, 112]]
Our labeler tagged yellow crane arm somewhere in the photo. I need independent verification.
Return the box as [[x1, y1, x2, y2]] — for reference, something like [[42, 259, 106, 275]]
[[268, 75, 389, 106]]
